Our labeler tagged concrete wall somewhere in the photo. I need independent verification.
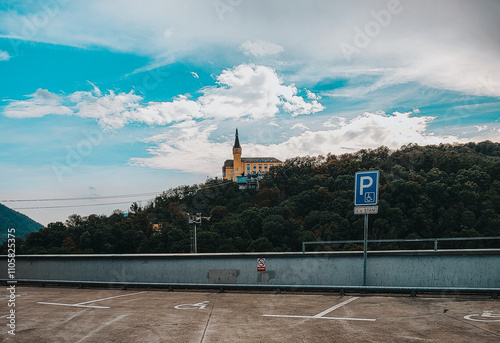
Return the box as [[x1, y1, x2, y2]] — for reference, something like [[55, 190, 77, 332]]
[[2, 250, 499, 289]]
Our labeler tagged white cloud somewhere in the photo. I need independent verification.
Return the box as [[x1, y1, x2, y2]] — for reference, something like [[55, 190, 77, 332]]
[[306, 89, 321, 100], [201, 64, 325, 119], [69, 89, 143, 128], [132, 111, 467, 175], [68, 89, 202, 129], [4, 89, 72, 118], [251, 111, 465, 159], [323, 116, 347, 128], [290, 123, 309, 130], [0, 50, 10, 61], [131, 122, 230, 173], [240, 40, 284, 57], [0, 0, 496, 98], [375, 51, 500, 98], [87, 81, 102, 96], [191, 71, 199, 78], [4, 64, 324, 128]]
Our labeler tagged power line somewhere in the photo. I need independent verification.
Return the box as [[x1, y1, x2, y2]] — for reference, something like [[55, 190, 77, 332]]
[[5, 180, 236, 210], [1, 180, 234, 203], [1, 191, 162, 203], [11, 200, 148, 210]]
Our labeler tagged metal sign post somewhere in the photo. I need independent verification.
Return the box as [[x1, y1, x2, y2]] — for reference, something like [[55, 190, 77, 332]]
[[354, 171, 379, 286], [363, 214, 368, 286]]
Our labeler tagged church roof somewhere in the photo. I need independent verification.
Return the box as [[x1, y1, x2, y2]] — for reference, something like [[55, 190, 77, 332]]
[[242, 157, 281, 163], [223, 157, 281, 167], [223, 130, 282, 173], [233, 128, 241, 149]]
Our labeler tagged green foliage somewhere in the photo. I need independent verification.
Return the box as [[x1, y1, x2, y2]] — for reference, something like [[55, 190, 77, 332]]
[[0, 204, 43, 243], [15, 141, 500, 254]]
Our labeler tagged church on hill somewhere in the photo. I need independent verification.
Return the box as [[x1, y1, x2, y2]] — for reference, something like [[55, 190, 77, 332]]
[[222, 129, 283, 186]]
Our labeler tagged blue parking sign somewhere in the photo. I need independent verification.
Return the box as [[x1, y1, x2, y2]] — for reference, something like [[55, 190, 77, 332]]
[[355, 171, 379, 206]]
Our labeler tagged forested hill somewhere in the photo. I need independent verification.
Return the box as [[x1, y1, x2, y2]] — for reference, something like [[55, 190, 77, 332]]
[[5, 141, 500, 254], [0, 204, 43, 243]]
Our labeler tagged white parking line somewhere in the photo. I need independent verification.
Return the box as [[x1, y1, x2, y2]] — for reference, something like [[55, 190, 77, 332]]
[[313, 297, 359, 318], [262, 314, 376, 321], [77, 291, 145, 305], [262, 296, 376, 321], [37, 291, 145, 309], [36, 302, 110, 309]]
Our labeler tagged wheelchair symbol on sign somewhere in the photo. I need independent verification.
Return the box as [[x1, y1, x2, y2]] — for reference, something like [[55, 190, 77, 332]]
[[464, 311, 500, 322], [364, 192, 375, 203]]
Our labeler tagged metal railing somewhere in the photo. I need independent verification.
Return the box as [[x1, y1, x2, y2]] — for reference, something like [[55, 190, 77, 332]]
[[2, 279, 498, 297], [302, 237, 500, 253]]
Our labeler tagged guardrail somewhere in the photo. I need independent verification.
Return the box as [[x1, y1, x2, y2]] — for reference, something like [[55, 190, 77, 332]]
[[2, 250, 499, 296], [2, 279, 498, 298], [302, 237, 500, 253]]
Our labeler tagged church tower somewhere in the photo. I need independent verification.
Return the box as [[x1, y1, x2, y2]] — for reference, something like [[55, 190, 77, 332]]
[[222, 128, 282, 182], [232, 128, 243, 177]]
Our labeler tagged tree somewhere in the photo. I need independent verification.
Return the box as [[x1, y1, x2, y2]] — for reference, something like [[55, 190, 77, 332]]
[[20, 142, 500, 253]]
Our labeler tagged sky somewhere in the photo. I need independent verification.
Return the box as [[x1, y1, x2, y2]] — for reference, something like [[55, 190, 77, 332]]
[[0, 0, 499, 226]]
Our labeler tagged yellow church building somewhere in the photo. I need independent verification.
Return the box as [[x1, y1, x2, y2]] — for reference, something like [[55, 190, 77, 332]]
[[222, 129, 282, 182]]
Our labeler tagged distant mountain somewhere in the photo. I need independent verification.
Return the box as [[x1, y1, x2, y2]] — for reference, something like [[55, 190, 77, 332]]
[[0, 203, 43, 243]]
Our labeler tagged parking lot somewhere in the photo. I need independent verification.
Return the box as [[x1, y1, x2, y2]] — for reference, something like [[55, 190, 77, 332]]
[[1, 286, 499, 342]]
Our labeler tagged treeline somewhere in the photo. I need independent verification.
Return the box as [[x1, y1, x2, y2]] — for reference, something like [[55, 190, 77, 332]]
[[4, 141, 500, 254]]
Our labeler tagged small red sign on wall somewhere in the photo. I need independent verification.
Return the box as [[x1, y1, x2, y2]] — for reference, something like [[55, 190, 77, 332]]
[[257, 258, 266, 271]]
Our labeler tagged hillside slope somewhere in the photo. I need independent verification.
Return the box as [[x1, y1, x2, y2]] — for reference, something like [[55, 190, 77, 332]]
[[0, 204, 43, 243], [9, 141, 500, 254]]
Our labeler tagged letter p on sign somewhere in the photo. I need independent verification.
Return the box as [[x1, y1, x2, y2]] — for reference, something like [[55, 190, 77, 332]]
[[359, 176, 373, 195], [355, 171, 379, 206]]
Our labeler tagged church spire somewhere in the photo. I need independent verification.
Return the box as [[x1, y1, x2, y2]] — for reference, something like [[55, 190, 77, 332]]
[[233, 128, 241, 149]]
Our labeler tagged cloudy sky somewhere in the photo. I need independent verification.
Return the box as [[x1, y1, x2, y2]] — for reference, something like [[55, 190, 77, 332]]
[[1, 0, 499, 225]]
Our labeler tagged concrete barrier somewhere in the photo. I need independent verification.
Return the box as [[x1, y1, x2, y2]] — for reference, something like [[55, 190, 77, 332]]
[[2, 250, 499, 289]]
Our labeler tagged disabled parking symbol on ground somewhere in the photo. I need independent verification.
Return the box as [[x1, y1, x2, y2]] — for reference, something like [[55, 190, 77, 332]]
[[464, 311, 500, 322], [174, 301, 210, 310]]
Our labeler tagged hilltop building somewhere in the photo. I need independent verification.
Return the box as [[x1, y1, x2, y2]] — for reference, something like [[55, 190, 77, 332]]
[[222, 129, 282, 188]]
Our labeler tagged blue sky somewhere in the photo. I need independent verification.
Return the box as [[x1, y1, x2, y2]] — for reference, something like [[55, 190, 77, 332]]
[[0, 0, 499, 225]]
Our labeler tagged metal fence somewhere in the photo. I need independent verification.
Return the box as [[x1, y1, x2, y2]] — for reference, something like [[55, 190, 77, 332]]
[[302, 237, 500, 253]]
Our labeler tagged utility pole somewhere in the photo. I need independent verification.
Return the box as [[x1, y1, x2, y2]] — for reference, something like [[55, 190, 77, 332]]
[[188, 213, 201, 253]]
